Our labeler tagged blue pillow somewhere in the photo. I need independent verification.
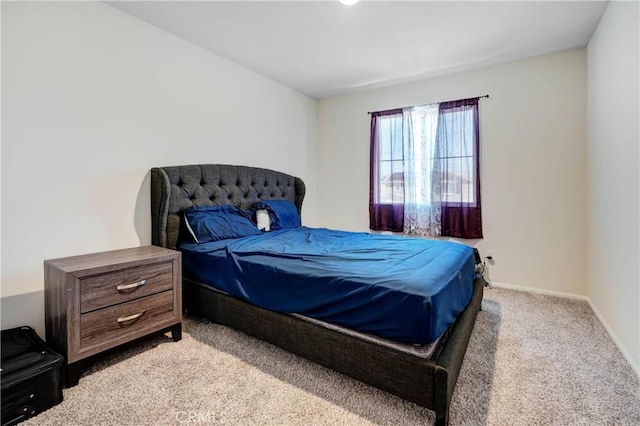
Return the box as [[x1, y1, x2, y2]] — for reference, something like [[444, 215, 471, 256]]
[[184, 205, 261, 243], [252, 200, 301, 230]]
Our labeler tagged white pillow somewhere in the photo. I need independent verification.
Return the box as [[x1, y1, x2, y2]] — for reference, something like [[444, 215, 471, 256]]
[[256, 209, 271, 231]]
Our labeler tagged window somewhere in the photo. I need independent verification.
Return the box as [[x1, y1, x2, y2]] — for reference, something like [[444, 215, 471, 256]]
[[433, 106, 477, 205], [369, 98, 483, 239], [375, 114, 405, 204]]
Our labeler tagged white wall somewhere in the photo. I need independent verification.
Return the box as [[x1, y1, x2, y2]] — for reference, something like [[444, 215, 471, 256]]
[[317, 49, 588, 296], [587, 1, 640, 374], [1, 2, 317, 335]]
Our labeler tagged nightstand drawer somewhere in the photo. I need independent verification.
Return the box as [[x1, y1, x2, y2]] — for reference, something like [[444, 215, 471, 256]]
[[80, 262, 173, 313], [80, 291, 175, 349]]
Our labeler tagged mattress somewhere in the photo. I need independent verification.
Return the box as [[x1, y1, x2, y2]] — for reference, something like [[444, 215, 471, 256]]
[[180, 227, 474, 344]]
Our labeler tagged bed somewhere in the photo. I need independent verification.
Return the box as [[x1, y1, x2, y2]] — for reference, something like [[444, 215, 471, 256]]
[[150, 164, 483, 425]]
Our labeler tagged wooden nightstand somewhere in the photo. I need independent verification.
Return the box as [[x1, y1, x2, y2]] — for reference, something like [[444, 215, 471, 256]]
[[44, 246, 182, 387]]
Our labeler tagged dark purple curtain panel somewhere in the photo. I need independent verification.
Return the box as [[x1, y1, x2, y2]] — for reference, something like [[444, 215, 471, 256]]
[[437, 98, 483, 239], [369, 109, 404, 232]]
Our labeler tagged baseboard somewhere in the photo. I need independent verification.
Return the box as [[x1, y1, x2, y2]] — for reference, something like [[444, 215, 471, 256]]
[[489, 281, 588, 301], [489, 281, 640, 378], [586, 300, 640, 378]]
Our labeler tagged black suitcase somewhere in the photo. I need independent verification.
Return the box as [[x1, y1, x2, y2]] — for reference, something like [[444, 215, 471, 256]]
[[1, 326, 64, 426]]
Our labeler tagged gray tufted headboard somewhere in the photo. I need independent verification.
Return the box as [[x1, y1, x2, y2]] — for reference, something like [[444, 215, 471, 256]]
[[151, 164, 306, 250]]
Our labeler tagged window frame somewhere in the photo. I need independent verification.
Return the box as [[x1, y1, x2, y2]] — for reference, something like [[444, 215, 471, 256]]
[[371, 108, 479, 208]]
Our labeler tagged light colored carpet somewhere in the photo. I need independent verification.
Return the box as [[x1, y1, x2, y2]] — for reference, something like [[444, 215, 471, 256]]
[[25, 287, 640, 425]]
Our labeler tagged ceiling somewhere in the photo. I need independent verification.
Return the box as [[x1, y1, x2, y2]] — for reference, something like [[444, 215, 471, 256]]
[[107, 1, 608, 99]]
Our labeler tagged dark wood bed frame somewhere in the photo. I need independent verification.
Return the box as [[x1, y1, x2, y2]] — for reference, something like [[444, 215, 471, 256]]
[[150, 164, 483, 425]]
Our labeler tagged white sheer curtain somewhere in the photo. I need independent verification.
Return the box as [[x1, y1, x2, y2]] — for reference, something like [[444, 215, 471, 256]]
[[402, 105, 441, 237]]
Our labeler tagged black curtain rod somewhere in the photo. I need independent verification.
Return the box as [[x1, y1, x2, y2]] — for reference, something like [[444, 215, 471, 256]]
[[367, 94, 489, 115]]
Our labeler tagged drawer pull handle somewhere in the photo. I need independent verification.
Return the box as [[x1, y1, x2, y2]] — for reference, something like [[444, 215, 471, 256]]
[[117, 310, 146, 323], [116, 280, 147, 292]]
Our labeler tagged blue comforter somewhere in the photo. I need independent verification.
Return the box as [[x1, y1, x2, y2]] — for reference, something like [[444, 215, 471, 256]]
[[180, 227, 474, 344]]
